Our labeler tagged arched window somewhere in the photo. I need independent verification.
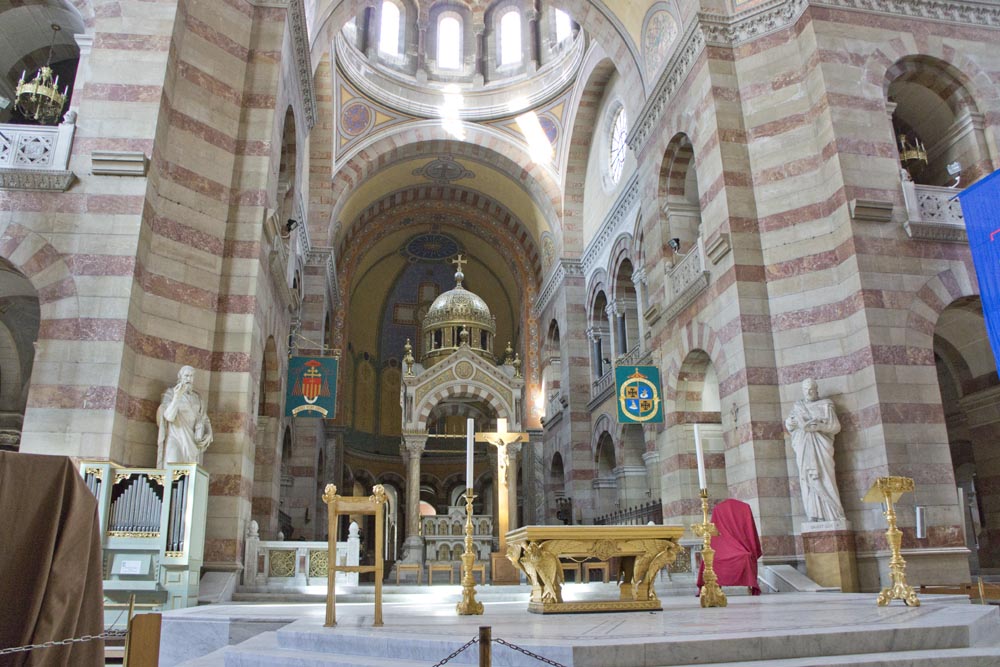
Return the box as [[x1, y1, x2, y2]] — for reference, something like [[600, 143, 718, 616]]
[[499, 10, 521, 66], [379, 0, 400, 56], [437, 14, 462, 70], [554, 9, 572, 44], [608, 107, 628, 184]]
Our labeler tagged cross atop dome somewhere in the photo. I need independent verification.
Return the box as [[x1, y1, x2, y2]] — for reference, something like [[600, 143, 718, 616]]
[[451, 254, 467, 287]]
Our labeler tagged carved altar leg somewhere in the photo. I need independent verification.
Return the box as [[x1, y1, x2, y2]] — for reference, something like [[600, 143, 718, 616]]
[[618, 556, 635, 601]]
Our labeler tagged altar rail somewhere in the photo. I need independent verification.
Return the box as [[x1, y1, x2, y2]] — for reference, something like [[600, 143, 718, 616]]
[[242, 522, 361, 588], [594, 500, 663, 526]]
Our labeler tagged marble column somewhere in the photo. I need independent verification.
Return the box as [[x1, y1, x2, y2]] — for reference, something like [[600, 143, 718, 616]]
[[400, 435, 426, 563], [506, 440, 522, 532], [605, 301, 620, 359]]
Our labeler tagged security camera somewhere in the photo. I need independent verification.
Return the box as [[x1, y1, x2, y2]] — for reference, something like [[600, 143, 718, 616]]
[[667, 238, 681, 253], [946, 162, 962, 188]]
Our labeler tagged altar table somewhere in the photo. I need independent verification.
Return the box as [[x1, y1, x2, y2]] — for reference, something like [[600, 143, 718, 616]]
[[505, 525, 685, 613]]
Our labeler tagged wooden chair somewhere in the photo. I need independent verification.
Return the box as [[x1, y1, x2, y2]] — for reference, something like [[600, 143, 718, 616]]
[[395, 563, 422, 585], [428, 562, 454, 584], [559, 561, 581, 583], [583, 561, 610, 583], [471, 562, 487, 585]]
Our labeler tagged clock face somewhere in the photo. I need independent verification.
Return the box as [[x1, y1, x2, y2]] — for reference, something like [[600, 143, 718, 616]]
[[609, 108, 628, 184]]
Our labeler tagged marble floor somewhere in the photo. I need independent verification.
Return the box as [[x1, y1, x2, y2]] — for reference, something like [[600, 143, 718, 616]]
[[162, 587, 1000, 667]]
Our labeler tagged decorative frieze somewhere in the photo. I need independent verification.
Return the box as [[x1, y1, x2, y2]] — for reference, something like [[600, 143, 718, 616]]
[[814, 0, 1000, 28], [0, 169, 74, 191]]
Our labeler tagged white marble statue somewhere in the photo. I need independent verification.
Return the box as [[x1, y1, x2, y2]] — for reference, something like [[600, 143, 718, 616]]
[[785, 378, 846, 522], [156, 365, 214, 467]]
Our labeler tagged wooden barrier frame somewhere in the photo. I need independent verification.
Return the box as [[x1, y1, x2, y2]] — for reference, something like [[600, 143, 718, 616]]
[[322, 483, 387, 627]]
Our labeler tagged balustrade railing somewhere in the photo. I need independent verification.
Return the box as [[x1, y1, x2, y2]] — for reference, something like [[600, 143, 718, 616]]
[[615, 344, 641, 368], [0, 119, 75, 171], [902, 181, 966, 242], [663, 236, 710, 321], [591, 368, 614, 400], [242, 520, 361, 588]]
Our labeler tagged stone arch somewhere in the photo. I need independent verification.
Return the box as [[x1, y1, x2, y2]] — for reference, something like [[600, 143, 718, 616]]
[[862, 44, 1000, 182], [325, 129, 563, 247], [562, 53, 618, 257], [885, 55, 996, 185], [905, 265, 978, 356], [413, 379, 515, 433], [662, 317, 727, 409], [657, 132, 702, 257]]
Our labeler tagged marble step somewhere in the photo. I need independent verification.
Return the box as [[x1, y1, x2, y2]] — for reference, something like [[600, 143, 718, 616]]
[[686, 647, 1000, 667]]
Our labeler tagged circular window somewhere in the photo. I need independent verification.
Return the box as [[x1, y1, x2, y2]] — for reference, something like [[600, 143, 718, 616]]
[[608, 107, 628, 185]]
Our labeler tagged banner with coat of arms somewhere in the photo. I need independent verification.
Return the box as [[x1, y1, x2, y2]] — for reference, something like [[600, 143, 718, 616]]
[[286, 356, 338, 417], [615, 365, 663, 424]]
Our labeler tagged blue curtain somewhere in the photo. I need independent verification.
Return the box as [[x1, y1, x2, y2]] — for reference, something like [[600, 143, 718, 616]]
[[957, 169, 1000, 372]]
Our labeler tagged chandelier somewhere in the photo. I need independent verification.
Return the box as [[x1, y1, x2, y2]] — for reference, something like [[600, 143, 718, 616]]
[[897, 131, 927, 180], [15, 24, 69, 125]]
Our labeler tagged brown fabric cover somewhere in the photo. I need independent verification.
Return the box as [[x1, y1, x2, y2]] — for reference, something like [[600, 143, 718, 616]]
[[0, 452, 104, 666]]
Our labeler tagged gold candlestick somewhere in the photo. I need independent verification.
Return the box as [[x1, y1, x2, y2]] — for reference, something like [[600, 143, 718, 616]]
[[693, 488, 727, 607], [456, 488, 484, 615], [865, 476, 919, 607]]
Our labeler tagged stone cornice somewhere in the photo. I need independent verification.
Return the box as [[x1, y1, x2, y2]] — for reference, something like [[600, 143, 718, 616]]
[[249, 0, 316, 130], [699, 0, 808, 47], [812, 0, 1000, 28], [626, 19, 704, 153], [581, 173, 640, 277], [532, 258, 583, 318], [306, 246, 341, 308], [288, 0, 317, 130], [629, 0, 1000, 154]]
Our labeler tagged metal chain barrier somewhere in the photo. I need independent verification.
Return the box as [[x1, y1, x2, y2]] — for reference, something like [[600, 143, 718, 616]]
[[429, 635, 479, 667], [493, 637, 570, 667], [0, 629, 128, 657]]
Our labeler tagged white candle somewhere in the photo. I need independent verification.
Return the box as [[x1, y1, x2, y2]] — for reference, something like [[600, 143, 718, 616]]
[[497, 417, 507, 434], [693, 423, 707, 490], [466, 418, 475, 488]]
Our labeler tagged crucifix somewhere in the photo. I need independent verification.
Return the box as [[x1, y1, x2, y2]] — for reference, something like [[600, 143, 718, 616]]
[[476, 418, 528, 552], [451, 254, 467, 287]]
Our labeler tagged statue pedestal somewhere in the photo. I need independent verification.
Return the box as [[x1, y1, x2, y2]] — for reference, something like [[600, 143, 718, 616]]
[[801, 520, 859, 592], [491, 551, 520, 585]]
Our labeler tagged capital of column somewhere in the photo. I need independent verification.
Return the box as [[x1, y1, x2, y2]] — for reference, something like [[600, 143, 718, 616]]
[[473, 22, 485, 35], [401, 436, 426, 460], [641, 450, 659, 465], [605, 300, 620, 318], [632, 266, 647, 286], [586, 327, 600, 343]]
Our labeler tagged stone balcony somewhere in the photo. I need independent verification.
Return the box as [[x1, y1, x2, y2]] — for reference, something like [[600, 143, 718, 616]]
[[0, 116, 76, 190], [663, 235, 710, 322], [902, 181, 966, 243]]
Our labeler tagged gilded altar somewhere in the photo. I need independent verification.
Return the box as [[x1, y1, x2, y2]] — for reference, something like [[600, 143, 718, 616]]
[[506, 525, 685, 613]]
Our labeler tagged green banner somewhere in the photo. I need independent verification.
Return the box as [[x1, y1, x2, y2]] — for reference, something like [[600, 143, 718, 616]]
[[615, 365, 663, 424], [286, 356, 338, 418]]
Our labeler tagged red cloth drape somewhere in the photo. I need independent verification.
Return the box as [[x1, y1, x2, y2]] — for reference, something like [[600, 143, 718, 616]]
[[696, 498, 762, 595], [0, 452, 105, 666]]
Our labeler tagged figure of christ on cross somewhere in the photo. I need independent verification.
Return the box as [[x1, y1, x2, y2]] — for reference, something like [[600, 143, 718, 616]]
[[475, 418, 528, 553]]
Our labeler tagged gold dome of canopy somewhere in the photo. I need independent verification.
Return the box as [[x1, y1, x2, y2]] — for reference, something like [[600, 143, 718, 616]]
[[423, 280, 496, 332], [420, 260, 497, 366]]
